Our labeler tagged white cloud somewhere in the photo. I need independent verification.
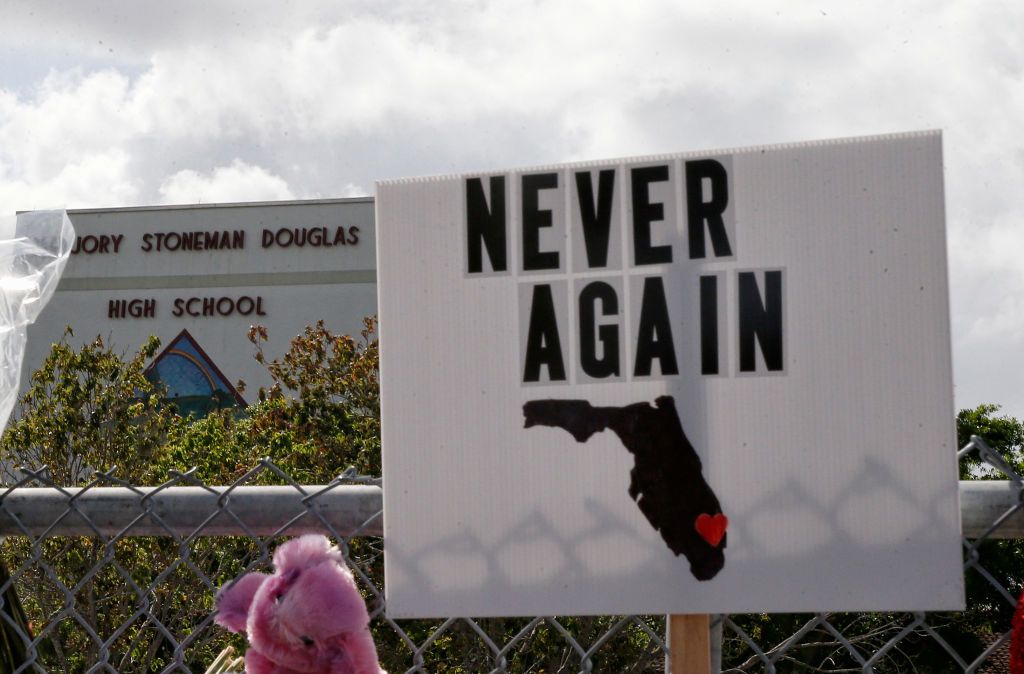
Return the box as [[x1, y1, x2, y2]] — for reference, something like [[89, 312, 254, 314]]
[[157, 160, 295, 205], [340, 183, 367, 198], [0, 149, 139, 212], [5, 69, 137, 169]]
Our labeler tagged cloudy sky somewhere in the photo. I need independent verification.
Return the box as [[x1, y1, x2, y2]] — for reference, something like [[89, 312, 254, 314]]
[[1, 0, 1022, 417]]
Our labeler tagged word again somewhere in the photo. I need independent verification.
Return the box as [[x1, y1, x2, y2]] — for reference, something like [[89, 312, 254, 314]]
[[520, 271, 784, 384]]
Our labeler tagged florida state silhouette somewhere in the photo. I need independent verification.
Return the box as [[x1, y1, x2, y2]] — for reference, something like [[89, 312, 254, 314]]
[[523, 395, 727, 581]]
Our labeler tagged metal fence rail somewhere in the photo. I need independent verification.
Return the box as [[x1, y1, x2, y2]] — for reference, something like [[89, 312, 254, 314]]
[[0, 436, 1020, 673]]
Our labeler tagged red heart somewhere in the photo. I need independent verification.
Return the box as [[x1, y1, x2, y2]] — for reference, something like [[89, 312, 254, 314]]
[[695, 513, 728, 548]]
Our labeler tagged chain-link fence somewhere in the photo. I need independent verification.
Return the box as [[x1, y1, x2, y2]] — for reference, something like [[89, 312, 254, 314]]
[[0, 435, 1021, 673]]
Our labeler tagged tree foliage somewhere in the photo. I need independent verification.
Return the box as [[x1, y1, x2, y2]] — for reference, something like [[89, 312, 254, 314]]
[[155, 317, 380, 486], [0, 329, 177, 486], [0, 331, 216, 671], [249, 317, 380, 477], [957, 402, 1024, 479]]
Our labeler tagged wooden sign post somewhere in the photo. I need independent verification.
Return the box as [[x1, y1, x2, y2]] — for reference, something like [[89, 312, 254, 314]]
[[669, 614, 711, 674]]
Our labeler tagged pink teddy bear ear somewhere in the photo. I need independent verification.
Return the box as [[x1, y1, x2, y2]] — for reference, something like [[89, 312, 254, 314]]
[[215, 572, 270, 633], [272, 534, 342, 573]]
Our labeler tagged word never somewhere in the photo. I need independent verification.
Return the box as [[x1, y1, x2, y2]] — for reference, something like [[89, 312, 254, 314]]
[[465, 160, 732, 274]]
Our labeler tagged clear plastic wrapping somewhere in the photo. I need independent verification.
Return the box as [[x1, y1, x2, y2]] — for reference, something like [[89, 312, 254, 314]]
[[0, 210, 75, 432]]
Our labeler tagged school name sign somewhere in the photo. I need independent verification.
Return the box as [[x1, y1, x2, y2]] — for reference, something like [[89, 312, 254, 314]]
[[377, 132, 963, 618]]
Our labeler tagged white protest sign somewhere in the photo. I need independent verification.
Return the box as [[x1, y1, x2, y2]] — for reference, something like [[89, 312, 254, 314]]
[[377, 131, 963, 618]]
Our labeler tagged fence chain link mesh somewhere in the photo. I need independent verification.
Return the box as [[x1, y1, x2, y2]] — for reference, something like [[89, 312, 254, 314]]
[[0, 437, 1018, 672]]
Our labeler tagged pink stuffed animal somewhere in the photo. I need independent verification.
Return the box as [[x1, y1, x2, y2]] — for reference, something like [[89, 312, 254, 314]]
[[215, 535, 386, 674]]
